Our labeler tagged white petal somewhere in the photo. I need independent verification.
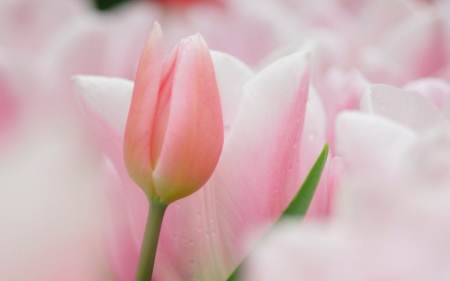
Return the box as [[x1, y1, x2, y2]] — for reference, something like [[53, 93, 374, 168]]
[[73, 75, 133, 137], [403, 78, 450, 110], [210, 50, 254, 128], [336, 111, 418, 176], [361, 84, 440, 133]]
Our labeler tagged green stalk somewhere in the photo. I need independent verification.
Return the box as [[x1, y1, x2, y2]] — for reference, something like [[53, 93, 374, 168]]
[[135, 199, 168, 281]]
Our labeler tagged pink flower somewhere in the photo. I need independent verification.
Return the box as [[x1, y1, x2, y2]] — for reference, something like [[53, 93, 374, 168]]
[[0, 45, 107, 281], [123, 23, 224, 204], [74, 26, 328, 280]]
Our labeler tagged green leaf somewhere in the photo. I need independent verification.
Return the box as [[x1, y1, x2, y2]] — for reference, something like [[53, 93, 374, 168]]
[[226, 143, 329, 281], [280, 142, 329, 218]]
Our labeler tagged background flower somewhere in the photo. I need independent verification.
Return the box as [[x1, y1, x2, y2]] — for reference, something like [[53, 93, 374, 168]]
[[243, 79, 450, 280]]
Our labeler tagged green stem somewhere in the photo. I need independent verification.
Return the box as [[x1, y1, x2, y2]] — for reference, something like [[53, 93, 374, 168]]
[[135, 199, 168, 281]]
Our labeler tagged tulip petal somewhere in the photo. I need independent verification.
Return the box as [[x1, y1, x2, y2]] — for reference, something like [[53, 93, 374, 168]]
[[73, 75, 133, 137], [150, 43, 180, 168], [152, 34, 224, 203], [124, 22, 166, 195], [403, 78, 450, 110], [335, 112, 419, 227], [210, 50, 254, 128], [361, 84, 440, 134], [218, 49, 310, 228], [222, 47, 310, 233], [73, 75, 148, 270], [336, 112, 417, 177]]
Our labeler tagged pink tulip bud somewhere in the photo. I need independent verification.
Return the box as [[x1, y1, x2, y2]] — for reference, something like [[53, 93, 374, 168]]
[[124, 22, 224, 204]]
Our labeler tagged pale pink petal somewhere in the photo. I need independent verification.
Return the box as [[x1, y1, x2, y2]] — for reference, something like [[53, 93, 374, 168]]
[[124, 22, 165, 194], [244, 222, 353, 281], [335, 112, 418, 228], [73, 75, 133, 137], [99, 157, 140, 281], [336, 112, 417, 176], [221, 49, 310, 228], [254, 41, 314, 72], [403, 78, 450, 110], [360, 84, 440, 133], [153, 34, 224, 203], [73, 75, 148, 275], [155, 49, 311, 280], [244, 216, 450, 281], [210, 50, 254, 128]]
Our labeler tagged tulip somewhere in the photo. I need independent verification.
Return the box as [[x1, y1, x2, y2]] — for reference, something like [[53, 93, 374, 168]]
[[120, 22, 224, 280], [123, 22, 223, 205], [73, 39, 318, 279]]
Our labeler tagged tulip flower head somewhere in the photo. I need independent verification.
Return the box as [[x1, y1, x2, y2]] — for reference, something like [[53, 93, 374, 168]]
[[124, 22, 223, 205]]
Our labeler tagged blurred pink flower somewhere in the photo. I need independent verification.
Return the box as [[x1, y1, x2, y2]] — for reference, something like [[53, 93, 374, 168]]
[[244, 80, 450, 281], [0, 46, 108, 281]]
